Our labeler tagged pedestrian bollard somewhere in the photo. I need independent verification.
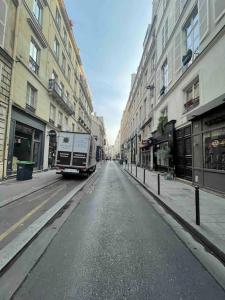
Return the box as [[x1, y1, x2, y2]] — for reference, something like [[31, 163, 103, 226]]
[[157, 174, 160, 195], [136, 165, 137, 177], [195, 185, 200, 225], [143, 168, 146, 184]]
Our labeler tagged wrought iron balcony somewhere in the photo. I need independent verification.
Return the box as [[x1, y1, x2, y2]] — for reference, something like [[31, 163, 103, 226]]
[[48, 79, 75, 115], [29, 56, 39, 75], [184, 97, 200, 113]]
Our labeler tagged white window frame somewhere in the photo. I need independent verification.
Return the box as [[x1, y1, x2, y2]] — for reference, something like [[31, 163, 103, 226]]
[[162, 60, 169, 88], [184, 6, 199, 53], [0, 0, 7, 47], [26, 83, 37, 108], [56, 7, 61, 31], [213, 0, 225, 24], [33, 0, 42, 25], [54, 37, 59, 58], [29, 38, 40, 74]]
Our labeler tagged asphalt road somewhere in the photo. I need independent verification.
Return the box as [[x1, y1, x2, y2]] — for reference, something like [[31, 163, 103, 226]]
[[0, 175, 84, 249], [13, 162, 225, 299]]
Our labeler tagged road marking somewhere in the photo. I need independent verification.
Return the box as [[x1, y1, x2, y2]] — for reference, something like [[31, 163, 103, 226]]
[[0, 187, 64, 242]]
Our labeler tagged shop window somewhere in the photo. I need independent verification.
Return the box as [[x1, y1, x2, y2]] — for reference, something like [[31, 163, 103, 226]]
[[0, 0, 7, 47], [204, 128, 225, 171], [33, 0, 42, 25], [29, 39, 40, 74], [26, 83, 37, 111], [184, 79, 199, 112]]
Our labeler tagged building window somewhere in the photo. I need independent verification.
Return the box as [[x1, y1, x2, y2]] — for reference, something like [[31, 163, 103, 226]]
[[0, 0, 7, 47], [72, 123, 75, 132], [65, 116, 68, 129], [62, 53, 66, 73], [184, 79, 200, 112], [63, 27, 67, 44], [54, 37, 59, 59], [49, 104, 56, 124], [184, 6, 199, 53], [51, 70, 58, 81], [58, 111, 63, 129], [68, 65, 71, 82], [29, 39, 40, 74], [161, 60, 168, 89], [26, 83, 37, 110], [68, 42, 72, 59], [56, 7, 61, 31], [33, 0, 42, 24]]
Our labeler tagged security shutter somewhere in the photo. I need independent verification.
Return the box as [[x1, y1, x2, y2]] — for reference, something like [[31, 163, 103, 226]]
[[198, 0, 209, 43], [214, 0, 225, 23], [174, 32, 181, 72], [0, 0, 6, 47]]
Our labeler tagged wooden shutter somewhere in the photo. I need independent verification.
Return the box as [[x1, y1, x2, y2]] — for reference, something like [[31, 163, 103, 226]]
[[198, 0, 209, 43], [0, 0, 6, 47], [174, 32, 181, 72], [214, 0, 225, 23]]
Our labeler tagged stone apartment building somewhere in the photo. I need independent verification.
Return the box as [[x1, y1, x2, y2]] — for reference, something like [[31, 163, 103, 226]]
[[0, 0, 18, 180], [120, 0, 225, 194], [3, 0, 93, 177], [91, 113, 106, 161]]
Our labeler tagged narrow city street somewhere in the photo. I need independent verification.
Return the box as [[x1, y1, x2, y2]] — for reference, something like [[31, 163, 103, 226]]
[[12, 162, 225, 300]]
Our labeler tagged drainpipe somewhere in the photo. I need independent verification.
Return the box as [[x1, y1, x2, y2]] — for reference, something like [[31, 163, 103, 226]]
[[2, 0, 20, 180]]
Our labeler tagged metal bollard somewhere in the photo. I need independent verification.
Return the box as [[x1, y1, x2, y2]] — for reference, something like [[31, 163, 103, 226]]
[[136, 165, 137, 177], [195, 185, 200, 225], [143, 168, 146, 184], [158, 174, 160, 195]]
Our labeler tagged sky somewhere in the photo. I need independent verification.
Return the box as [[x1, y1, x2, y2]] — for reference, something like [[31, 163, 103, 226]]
[[65, 0, 152, 144]]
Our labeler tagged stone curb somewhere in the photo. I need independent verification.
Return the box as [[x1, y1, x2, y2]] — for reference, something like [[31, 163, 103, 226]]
[[0, 172, 96, 274], [0, 178, 62, 209], [122, 167, 225, 266]]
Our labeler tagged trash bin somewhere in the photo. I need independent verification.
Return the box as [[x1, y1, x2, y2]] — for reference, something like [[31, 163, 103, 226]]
[[17, 161, 35, 181]]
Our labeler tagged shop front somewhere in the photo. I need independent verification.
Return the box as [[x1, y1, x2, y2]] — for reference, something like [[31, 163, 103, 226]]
[[140, 139, 152, 169], [152, 120, 176, 173], [7, 107, 45, 175], [191, 103, 225, 193], [130, 135, 137, 164]]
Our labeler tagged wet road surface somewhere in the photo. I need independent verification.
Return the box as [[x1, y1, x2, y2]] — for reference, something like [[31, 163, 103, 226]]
[[13, 162, 225, 299]]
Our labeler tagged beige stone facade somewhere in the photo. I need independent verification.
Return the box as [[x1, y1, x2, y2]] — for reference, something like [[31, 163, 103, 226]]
[[91, 113, 106, 161], [4, 0, 93, 176]]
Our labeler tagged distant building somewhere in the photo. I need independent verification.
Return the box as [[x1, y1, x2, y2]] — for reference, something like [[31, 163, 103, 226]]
[[91, 113, 106, 161], [120, 0, 225, 193]]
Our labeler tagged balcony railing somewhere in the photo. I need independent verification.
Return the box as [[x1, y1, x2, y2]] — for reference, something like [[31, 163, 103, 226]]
[[184, 96, 200, 113], [29, 56, 39, 75], [48, 79, 75, 115]]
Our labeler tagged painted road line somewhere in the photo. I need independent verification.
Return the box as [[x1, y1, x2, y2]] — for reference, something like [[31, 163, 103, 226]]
[[0, 187, 64, 243], [0, 172, 96, 273]]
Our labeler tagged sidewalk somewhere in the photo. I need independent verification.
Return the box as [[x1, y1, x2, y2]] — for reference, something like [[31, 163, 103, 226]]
[[0, 170, 61, 208], [123, 163, 225, 263]]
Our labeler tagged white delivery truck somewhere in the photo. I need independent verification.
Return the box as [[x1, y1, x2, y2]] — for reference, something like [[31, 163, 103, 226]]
[[55, 131, 96, 177]]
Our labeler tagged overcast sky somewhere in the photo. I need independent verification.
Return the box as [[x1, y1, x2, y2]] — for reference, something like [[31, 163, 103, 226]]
[[65, 0, 152, 144]]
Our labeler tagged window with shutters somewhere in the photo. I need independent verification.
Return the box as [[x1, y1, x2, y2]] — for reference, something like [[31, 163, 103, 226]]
[[214, 0, 225, 23], [184, 6, 199, 53], [0, 0, 7, 47]]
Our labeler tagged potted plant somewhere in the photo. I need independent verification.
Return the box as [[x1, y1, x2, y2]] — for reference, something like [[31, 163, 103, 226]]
[[157, 115, 168, 135]]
